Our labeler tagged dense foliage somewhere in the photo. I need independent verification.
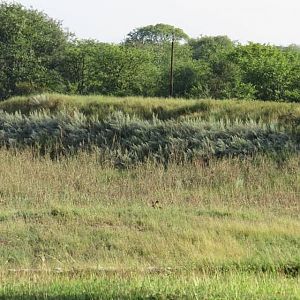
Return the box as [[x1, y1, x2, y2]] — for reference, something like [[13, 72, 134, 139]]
[[1, 3, 300, 102], [0, 3, 68, 99]]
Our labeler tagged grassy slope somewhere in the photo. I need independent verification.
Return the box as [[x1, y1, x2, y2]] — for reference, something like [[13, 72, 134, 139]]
[[0, 150, 299, 298], [0, 95, 299, 298], [0, 94, 299, 167], [0, 93, 300, 122]]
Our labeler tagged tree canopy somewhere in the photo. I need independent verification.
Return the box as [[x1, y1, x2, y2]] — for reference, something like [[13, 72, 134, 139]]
[[125, 23, 190, 45], [0, 2, 68, 99]]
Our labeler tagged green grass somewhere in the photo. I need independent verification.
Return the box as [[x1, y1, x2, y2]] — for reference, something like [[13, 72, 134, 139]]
[[1, 93, 300, 122], [0, 95, 299, 298], [0, 149, 299, 298], [1, 273, 299, 299]]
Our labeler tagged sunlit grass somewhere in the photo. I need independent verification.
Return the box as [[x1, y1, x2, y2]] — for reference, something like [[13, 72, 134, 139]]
[[1, 273, 299, 299], [0, 150, 299, 274], [1, 93, 299, 122], [0, 91, 299, 298]]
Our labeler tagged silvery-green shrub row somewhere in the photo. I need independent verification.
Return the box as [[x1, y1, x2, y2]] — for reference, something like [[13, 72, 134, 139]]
[[0, 111, 298, 165]]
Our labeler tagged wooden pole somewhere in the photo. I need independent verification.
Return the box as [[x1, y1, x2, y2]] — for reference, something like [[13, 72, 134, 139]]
[[169, 34, 175, 97]]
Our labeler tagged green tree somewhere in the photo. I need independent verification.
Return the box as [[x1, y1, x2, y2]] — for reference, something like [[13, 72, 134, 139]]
[[60, 41, 159, 96], [152, 43, 197, 97], [94, 44, 159, 96], [59, 40, 99, 94], [171, 60, 210, 98], [281, 47, 300, 102], [189, 35, 234, 60], [188, 36, 254, 99], [125, 23, 189, 45], [0, 3, 68, 99], [236, 43, 292, 100]]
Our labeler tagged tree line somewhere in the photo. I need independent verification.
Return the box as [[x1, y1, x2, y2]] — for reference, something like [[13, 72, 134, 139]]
[[1, 2, 300, 102]]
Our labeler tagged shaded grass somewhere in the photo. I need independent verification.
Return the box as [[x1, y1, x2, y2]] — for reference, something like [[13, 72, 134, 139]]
[[0, 110, 298, 167]]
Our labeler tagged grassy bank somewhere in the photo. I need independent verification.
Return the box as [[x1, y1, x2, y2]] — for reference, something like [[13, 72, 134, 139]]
[[0, 149, 299, 298], [0, 95, 299, 167], [1, 94, 300, 122], [0, 95, 299, 298]]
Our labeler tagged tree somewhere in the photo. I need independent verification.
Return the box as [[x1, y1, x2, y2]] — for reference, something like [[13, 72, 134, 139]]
[[59, 40, 99, 94], [125, 24, 189, 45], [92, 44, 159, 96], [171, 60, 210, 98], [235, 43, 292, 100], [189, 35, 235, 60], [280, 46, 300, 102], [188, 36, 254, 99], [0, 3, 69, 99], [60, 41, 160, 96]]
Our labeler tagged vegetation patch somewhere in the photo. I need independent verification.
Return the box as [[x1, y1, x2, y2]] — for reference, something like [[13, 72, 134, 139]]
[[0, 109, 298, 166], [0, 148, 299, 298], [1, 94, 300, 122]]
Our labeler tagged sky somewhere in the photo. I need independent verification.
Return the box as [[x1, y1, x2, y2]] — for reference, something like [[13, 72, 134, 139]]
[[3, 0, 300, 45]]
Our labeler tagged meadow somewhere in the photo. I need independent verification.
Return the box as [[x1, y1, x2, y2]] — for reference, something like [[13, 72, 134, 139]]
[[0, 94, 299, 299]]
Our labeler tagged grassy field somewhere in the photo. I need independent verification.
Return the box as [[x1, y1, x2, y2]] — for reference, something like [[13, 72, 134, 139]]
[[0, 95, 299, 298], [0, 149, 299, 298]]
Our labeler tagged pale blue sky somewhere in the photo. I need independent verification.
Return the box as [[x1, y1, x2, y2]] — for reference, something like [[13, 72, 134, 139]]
[[4, 0, 300, 45]]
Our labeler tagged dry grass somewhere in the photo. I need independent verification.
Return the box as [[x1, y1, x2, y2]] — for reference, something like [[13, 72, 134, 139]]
[[0, 149, 299, 273], [1, 93, 300, 122], [0, 150, 298, 211], [0, 149, 299, 298]]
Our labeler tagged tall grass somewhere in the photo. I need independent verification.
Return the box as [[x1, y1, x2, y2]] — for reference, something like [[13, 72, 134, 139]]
[[1, 93, 300, 122], [0, 110, 298, 166], [0, 149, 299, 298], [0, 149, 299, 272], [0, 95, 299, 298]]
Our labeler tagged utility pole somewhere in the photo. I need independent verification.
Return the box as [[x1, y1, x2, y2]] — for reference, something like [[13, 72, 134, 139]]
[[169, 33, 175, 97]]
